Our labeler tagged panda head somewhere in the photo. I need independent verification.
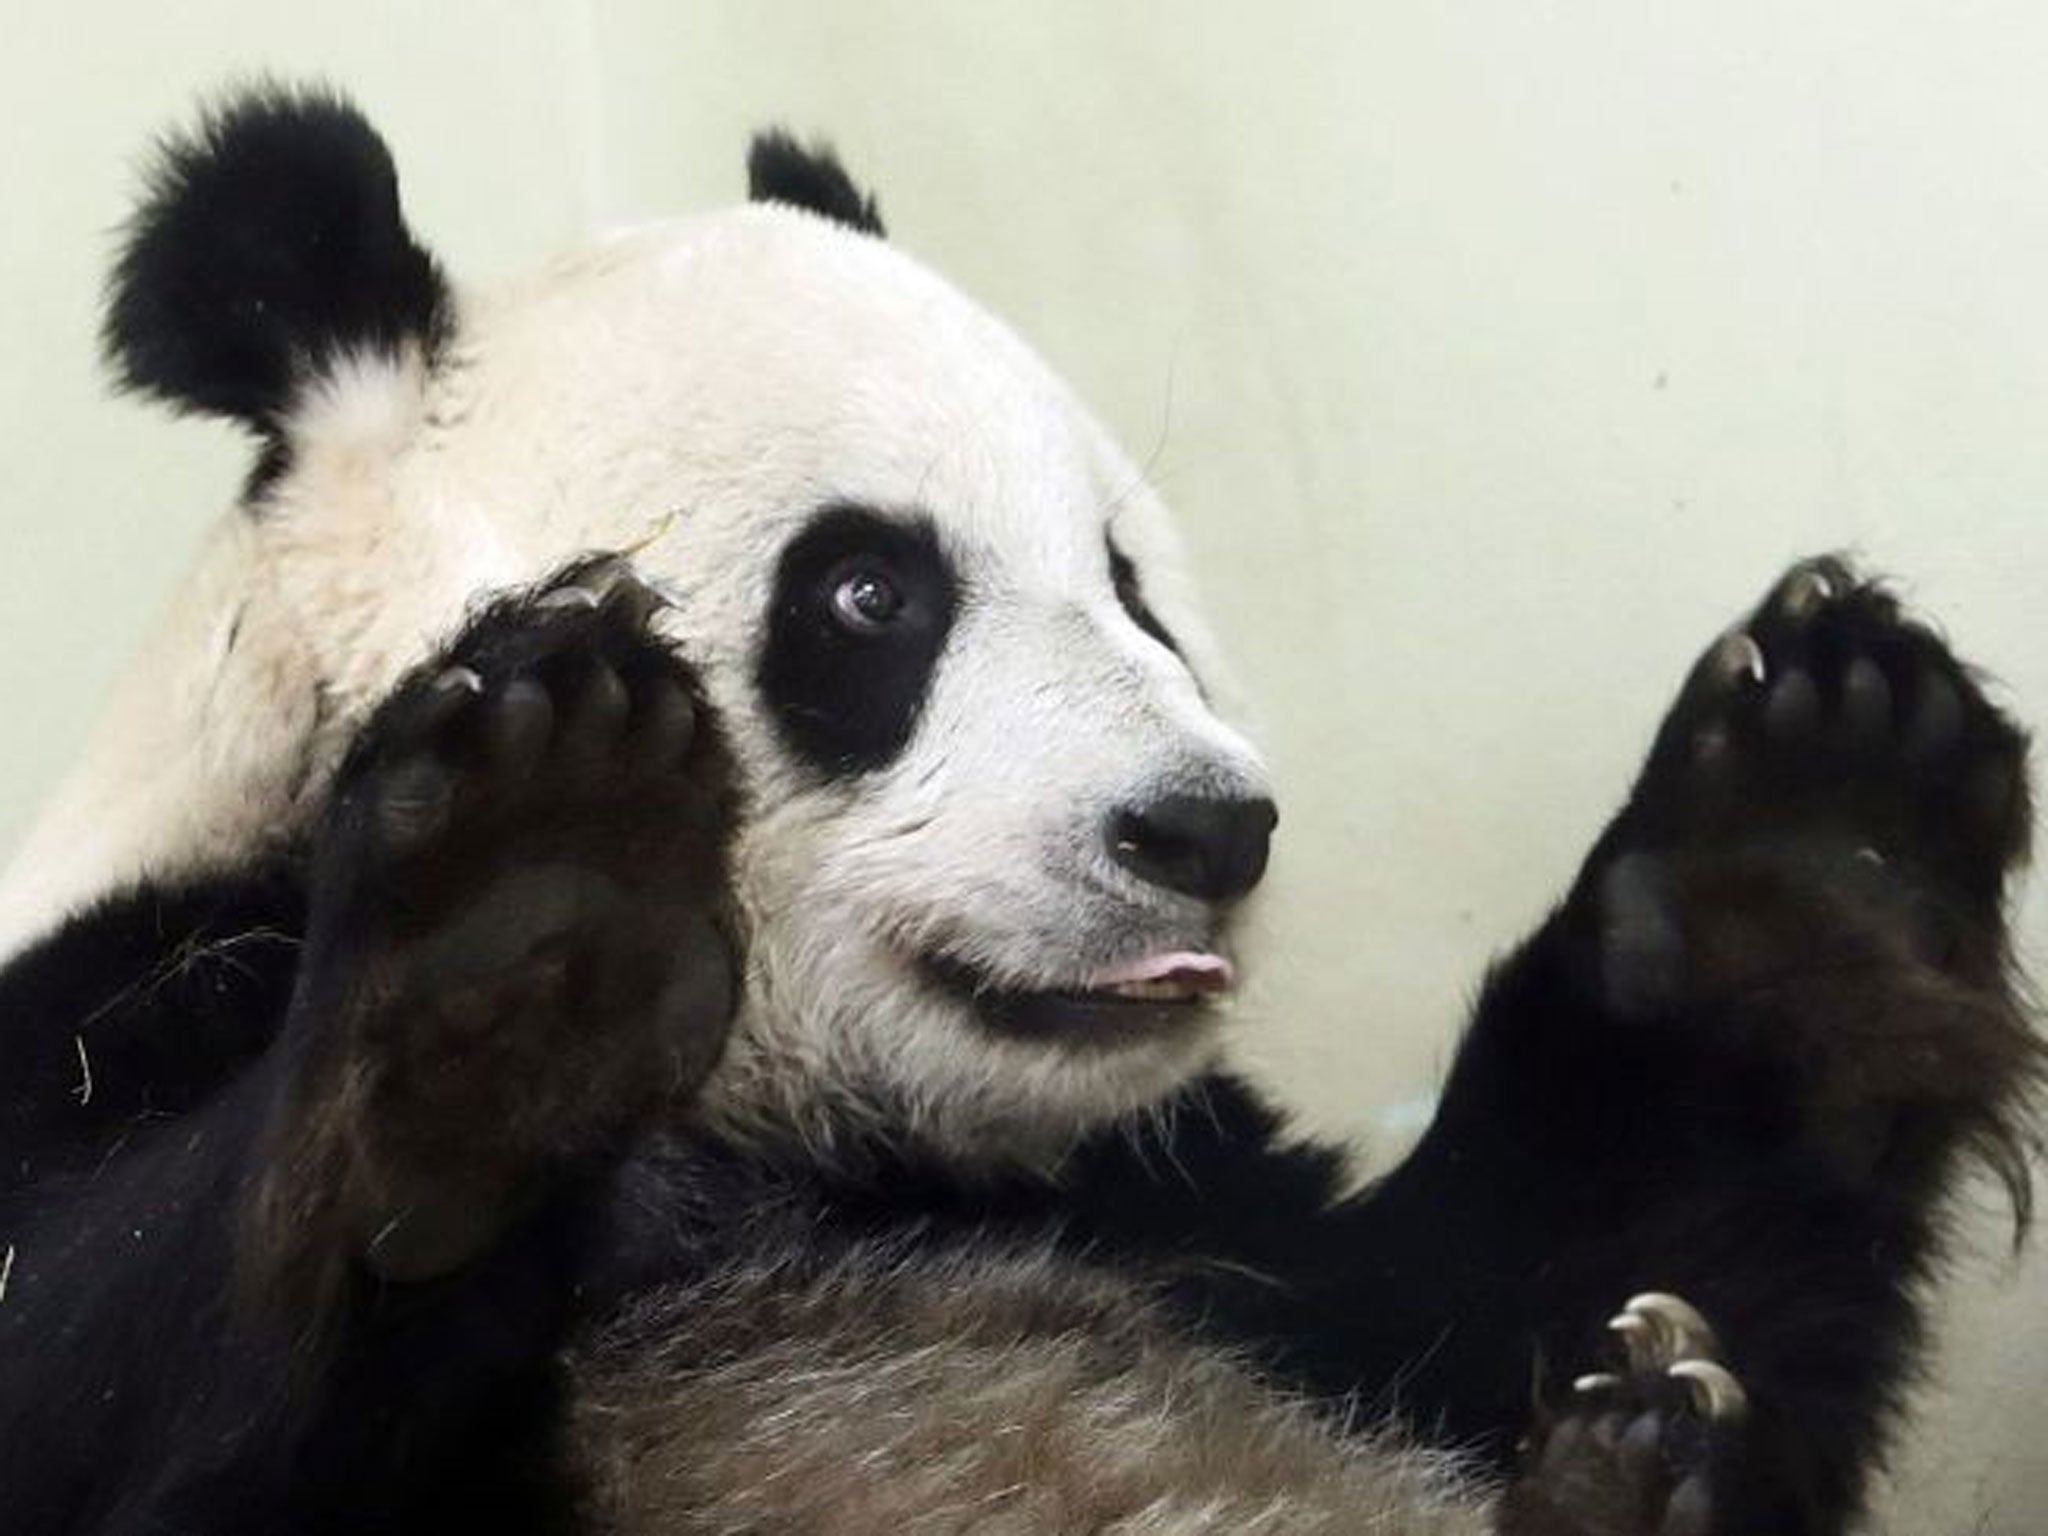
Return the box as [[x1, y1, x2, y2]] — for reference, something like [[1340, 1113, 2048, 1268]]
[[106, 85, 1276, 1165]]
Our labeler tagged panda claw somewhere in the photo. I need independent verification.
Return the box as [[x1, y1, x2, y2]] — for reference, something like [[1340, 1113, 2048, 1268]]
[[1706, 631, 1766, 689], [536, 585, 603, 613], [1607, 1310, 1655, 1367], [1572, 1371, 1622, 1395], [1622, 1292, 1718, 1360], [577, 551, 637, 590], [1668, 1359, 1747, 1422], [603, 573, 671, 631], [1772, 560, 1839, 621], [432, 664, 485, 697]]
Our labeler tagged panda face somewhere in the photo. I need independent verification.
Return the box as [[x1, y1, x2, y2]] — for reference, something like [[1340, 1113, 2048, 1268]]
[[281, 211, 1273, 1160], [722, 481, 1272, 1156], [726, 484, 1274, 1160], [64, 93, 1276, 1164]]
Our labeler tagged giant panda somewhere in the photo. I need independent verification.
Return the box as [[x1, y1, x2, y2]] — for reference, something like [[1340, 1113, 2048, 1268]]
[[0, 84, 2036, 1536]]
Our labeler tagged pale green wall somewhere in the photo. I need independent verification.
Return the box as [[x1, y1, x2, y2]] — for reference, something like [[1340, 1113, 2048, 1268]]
[[2, 4, 2043, 1528]]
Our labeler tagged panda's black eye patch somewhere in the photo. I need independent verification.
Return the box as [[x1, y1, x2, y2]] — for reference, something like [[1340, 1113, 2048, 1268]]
[[758, 506, 958, 778], [1107, 537, 1181, 658]]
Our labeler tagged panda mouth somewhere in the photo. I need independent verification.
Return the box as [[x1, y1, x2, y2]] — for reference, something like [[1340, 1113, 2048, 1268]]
[[925, 949, 1235, 1043]]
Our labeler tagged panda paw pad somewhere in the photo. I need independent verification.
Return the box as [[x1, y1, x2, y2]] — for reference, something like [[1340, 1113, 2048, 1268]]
[[299, 555, 739, 1281], [1626, 555, 2028, 900]]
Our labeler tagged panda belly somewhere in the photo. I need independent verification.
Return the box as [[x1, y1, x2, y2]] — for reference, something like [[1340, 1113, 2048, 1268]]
[[564, 1236, 1496, 1536]]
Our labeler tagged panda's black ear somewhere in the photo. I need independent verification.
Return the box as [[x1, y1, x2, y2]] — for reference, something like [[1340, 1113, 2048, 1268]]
[[104, 83, 450, 433], [747, 131, 886, 237]]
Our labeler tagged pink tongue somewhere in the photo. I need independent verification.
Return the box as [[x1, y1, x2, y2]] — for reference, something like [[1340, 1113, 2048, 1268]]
[[1088, 951, 1235, 994]]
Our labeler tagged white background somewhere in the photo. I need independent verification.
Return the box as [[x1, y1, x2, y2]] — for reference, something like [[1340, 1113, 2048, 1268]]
[[2, 5, 2042, 1528]]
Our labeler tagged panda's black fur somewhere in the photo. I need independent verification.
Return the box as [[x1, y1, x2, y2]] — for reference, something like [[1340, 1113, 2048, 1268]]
[[104, 85, 450, 435], [756, 505, 960, 777], [0, 86, 2038, 1536], [748, 128, 888, 237]]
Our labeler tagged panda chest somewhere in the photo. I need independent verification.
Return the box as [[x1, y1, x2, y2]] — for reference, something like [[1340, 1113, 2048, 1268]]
[[560, 1226, 1491, 1536]]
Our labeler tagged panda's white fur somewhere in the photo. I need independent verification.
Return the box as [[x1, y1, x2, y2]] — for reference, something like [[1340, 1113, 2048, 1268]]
[[0, 204, 1269, 1167]]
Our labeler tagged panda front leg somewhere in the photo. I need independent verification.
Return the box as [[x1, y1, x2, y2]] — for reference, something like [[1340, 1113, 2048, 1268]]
[[217, 555, 742, 1528], [247, 556, 737, 1318], [1352, 558, 2037, 1534], [0, 558, 738, 1534]]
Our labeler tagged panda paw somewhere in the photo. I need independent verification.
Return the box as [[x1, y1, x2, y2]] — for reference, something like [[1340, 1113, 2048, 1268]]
[[1498, 1293, 1746, 1536], [1577, 558, 2037, 1170], [1619, 555, 2029, 904], [278, 555, 739, 1284]]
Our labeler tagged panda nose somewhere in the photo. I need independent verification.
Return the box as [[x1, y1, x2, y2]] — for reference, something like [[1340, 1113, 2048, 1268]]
[[1108, 794, 1278, 904]]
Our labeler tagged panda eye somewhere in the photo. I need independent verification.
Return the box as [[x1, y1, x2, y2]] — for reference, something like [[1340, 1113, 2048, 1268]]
[[1105, 537, 1182, 658], [761, 506, 958, 777], [829, 566, 905, 633]]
